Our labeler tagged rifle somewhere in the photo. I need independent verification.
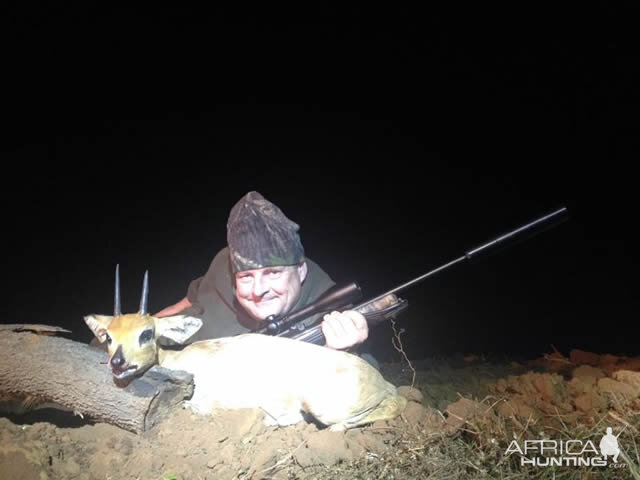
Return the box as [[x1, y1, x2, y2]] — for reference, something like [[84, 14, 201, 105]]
[[252, 207, 569, 345]]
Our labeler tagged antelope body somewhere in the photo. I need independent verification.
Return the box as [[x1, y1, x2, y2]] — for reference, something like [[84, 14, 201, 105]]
[[85, 268, 406, 430]]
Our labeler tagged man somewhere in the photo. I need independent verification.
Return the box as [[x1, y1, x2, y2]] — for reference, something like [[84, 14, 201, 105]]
[[599, 427, 621, 463], [155, 191, 369, 353]]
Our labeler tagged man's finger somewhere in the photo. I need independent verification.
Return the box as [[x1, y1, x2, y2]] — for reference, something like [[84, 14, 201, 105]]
[[323, 312, 349, 337], [321, 319, 344, 349], [342, 310, 368, 333]]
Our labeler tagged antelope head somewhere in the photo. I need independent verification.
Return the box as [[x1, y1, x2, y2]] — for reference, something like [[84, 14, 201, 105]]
[[84, 265, 202, 380]]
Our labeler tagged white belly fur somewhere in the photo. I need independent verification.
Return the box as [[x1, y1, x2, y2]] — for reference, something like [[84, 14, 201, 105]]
[[158, 333, 404, 429]]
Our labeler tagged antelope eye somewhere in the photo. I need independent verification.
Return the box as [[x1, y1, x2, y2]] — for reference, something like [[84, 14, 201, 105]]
[[139, 329, 154, 345]]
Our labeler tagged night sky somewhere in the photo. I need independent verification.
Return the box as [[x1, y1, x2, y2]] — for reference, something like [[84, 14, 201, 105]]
[[2, 6, 636, 361]]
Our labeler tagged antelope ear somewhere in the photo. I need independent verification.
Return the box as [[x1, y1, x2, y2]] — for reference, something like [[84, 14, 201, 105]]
[[155, 315, 203, 344], [84, 314, 114, 343]]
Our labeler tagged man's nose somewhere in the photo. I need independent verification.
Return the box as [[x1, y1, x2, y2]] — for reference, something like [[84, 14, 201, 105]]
[[252, 274, 269, 297]]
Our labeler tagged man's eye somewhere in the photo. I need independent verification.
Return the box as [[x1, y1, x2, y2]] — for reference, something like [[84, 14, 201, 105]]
[[139, 329, 154, 345], [237, 275, 252, 283], [268, 270, 283, 277]]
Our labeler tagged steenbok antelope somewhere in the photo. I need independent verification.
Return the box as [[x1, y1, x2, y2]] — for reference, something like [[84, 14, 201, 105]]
[[85, 267, 407, 430]]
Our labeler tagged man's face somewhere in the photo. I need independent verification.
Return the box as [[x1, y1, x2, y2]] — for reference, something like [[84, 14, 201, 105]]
[[234, 262, 308, 321]]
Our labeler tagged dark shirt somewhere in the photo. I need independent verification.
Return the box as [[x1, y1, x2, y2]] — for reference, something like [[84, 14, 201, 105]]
[[179, 247, 336, 343]]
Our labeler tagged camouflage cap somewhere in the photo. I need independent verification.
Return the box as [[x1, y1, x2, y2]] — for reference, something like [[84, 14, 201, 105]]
[[227, 191, 305, 273]]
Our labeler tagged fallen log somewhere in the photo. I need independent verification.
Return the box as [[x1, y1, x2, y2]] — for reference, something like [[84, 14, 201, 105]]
[[0, 327, 194, 433], [0, 324, 71, 334]]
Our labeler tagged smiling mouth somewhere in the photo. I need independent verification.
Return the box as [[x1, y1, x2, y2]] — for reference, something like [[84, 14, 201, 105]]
[[255, 297, 278, 306]]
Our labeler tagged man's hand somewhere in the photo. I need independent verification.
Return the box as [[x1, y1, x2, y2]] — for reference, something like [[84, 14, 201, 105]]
[[321, 310, 368, 350]]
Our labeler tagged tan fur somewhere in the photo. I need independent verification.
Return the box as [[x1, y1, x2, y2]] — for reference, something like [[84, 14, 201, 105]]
[[85, 313, 406, 430]]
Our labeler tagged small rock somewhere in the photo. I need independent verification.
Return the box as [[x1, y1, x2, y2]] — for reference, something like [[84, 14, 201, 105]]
[[493, 378, 507, 393], [445, 398, 482, 430], [568, 375, 596, 395], [397, 386, 423, 403], [598, 378, 638, 397], [496, 396, 539, 421], [570, 349, 600, 366], [612, 371, 640, 395], [402, 401, 428, 426], [572, 365, 606, 379], [599, 354, 620, 367], [573, 392, 605, 413]]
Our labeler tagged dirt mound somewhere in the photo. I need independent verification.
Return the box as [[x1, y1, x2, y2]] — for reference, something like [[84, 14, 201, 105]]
[[441, 349, 640, 437], [1, 348, 639, 479], [0, 386, 443, 480]]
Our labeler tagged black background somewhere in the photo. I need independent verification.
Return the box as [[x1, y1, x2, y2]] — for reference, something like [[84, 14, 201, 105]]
[[2, 6, 636, 360]]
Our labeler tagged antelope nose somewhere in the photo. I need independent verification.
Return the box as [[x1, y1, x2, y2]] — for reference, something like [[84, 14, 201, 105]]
[[110, 345, 125, 369]]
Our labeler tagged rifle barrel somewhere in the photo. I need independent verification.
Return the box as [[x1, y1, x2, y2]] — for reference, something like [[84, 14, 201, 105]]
[[353, 206, 568, 311], [615, 425, 629, 438], [465, 207, 568, 258]]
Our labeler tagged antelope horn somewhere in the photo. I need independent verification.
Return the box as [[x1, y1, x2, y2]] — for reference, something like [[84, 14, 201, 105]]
[[139, 270, 149, 315], [114, 264, 121, 316]]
